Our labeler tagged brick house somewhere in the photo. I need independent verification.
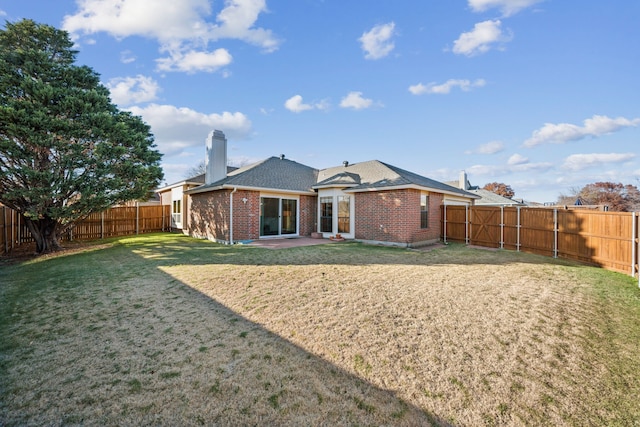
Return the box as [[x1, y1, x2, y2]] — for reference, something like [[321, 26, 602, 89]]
[[157, 130, 478, 247]]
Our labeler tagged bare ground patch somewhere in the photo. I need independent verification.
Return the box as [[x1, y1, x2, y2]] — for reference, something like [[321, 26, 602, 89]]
[[1, 235, 639, 425]]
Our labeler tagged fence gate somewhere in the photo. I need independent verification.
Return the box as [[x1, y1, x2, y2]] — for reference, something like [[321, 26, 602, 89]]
[[470, 206, 502, 248]]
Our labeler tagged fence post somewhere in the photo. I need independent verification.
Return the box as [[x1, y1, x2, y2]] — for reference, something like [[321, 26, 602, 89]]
[[136, 202, 140, 235], [101, 211, 104, 240], [3, 206, 7, 254], [465, 205, 470, 245], [443, 204, 448, 244], [11, 209, 15, 250], [553, 208, 558, 259], [635, 212, 640, 288], [632, 212, 637, 279], [516, 206, 521, 252], [500, 206, 504, 249]]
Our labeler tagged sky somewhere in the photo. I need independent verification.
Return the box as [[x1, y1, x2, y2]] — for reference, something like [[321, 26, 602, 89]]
[[2, 0, 639, 202]]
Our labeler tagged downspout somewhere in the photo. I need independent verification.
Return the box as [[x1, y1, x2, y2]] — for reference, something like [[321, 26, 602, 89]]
[[229, 187, 237, 244]]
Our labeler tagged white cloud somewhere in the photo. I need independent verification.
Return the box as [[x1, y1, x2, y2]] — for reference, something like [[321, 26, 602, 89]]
[[467, 160, 552, 176], [62, 0, 213, 41], [409, 78, 486, 95], [468, 0, 542, 17], [120, 50, 136, 64], [465, 140, 504, 155], [156, 47, 232, 73], [452, 20, 511, 56], [127, 103, 252, 155], [359, 22, 396, 60], [524, 115, 640, 147], [284, 95, 312, 113], [339, 91, 374, 110], [284, 95, 329, 113], [562, 153, 636, 171], [106, 75, 160, 106], [62, 0, 279, 73], [210, 0, 280, 52], [507, 153, 528, 165]]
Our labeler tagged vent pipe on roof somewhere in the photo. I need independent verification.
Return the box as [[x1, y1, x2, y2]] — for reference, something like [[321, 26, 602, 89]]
[[280, 154, 285, 160], [205, 130, 227, 185], [343, 161, 349, 167]]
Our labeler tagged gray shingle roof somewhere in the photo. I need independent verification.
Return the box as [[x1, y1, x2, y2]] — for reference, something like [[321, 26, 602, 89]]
[[468, 189, 524, 206], [187, 158, 476, 199], [188, 157, 319, 193], [318, 160, 477, 197]]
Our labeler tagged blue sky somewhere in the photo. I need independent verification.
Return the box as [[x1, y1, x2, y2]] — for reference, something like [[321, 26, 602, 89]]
[[2, 0, 639, 202]]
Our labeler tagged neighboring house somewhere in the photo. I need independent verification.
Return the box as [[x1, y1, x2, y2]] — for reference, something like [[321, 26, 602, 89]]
[[447, 171, 524, 207], [159, 130, 479, 247], [157, 169, 237, 229]]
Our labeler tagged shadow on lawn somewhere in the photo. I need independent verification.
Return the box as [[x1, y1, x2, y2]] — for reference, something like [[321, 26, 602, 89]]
[[1, 237, 449, 426]]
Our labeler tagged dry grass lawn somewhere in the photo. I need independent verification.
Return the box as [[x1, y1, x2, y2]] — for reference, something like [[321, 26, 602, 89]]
[[1, 233, 639, 426]]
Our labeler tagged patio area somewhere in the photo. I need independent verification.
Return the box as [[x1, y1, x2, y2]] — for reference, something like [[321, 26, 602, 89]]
[[241, 236, 339, 249]]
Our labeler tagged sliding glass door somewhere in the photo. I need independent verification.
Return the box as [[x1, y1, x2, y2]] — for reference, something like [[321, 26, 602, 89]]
[[260, 197, 298, 237]]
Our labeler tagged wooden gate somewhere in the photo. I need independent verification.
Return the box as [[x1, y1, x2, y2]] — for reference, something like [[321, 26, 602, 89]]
[[469, 207, 501, 248]]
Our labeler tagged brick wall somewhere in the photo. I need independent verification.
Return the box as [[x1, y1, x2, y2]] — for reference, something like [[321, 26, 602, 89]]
[[188, 190, 231, 242], [354, 189, 442, 247], [299, 194, 317, 236], [188, 190, 317, 241], [230, 190, 261, 241]]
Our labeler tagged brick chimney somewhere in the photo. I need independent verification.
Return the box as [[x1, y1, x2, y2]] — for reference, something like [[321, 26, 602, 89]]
[[205, 130, 227, 185]]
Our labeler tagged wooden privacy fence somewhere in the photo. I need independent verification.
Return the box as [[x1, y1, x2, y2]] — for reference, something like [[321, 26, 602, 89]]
[[441, 205, 640, 281], [1, 204, 171, 254]]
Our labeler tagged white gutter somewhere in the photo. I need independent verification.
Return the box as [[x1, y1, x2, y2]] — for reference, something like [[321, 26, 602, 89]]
[[229, 187, 237, 244], [187, 183, 316, 196], [342, 183, 481, 199]]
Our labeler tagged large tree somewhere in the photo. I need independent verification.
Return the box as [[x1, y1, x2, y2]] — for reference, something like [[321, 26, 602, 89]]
[[0, 20, 163, 253], [482, 182, 515, 198], [558, 182, 640, 212]]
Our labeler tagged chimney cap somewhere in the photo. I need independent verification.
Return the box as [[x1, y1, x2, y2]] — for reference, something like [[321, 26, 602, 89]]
[[343, 160, 349, 167], [280, 154, 285, 160]]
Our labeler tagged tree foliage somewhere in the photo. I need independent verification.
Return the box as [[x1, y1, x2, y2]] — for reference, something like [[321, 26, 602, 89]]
[[183, 159, 206, 179], [482, 182, 515, 198], [558, 182, 640, 212], [0, 19, 163, 252]]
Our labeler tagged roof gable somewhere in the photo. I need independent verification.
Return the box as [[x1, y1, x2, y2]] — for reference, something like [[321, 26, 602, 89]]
[[314, 171, 361, 188], [188, 157, 319, 194], [318, 160, 477, 197]]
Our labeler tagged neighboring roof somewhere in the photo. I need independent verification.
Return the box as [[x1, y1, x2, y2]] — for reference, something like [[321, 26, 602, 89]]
[[156, 167, 237, 192], [445, 177, 523, 206], [468, 189, 524, 206], [187, 156, 319, 195], [317, 160, 479, 198]]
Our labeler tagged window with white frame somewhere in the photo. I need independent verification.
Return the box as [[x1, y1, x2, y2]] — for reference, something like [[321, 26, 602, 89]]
[[420, 194, 429, 228]]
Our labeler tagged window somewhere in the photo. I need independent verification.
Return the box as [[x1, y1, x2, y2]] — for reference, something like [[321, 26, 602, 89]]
[[172, 200, 181, 214], [320, 197, 333, 232], [337, 196, 350, 233], [420, 194, 429, 228], [172, 199, 182, 226]]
